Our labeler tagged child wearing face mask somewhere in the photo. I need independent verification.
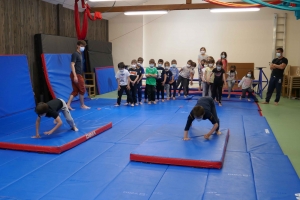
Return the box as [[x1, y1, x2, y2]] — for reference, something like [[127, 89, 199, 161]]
[[238, 70, 257, 101], [183, 97, 221, 141], [146, 59, 158, 104], [176, 60, 194, 98], [211, 61, 227, 106], [201, 60, 208, 97], [136, 57, 145, 105], [219, 51, 228, 72], [203, 58, 215, 97], [128, 59, 140, 106], [164, 61, 173, 100], [227, 65, 238, 99], [169, 59, 179, 100], [198, 59, 206, 92], [115, 62, 132, 106], [156, 59, 166, 102]]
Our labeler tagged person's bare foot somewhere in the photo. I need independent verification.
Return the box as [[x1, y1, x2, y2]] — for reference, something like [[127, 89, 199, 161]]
[[153, 101, 157, 104], [81, 105, 91, 109], [162, 99, 165, 102], [148, 102, 152, 105], [274, 102, 278, 106], [183, 137, 190, 141], [173, 97, 176, 100], [216, 131, 221, 135], [218, 103, 222, 106], [31, 135, 41, 139], [261, 102, 269, 104], [72, 126, 79, 131], [248, 99, 251, 101]]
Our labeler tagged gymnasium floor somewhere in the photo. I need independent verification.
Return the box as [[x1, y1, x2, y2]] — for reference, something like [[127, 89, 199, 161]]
[[0, 93, 299, 199]]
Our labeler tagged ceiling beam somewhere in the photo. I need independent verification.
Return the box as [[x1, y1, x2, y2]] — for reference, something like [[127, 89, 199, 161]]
[[92, 3, 236, 13]]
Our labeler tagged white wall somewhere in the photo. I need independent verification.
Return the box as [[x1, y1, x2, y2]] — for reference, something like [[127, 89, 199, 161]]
[[109, 4, 300, 80]]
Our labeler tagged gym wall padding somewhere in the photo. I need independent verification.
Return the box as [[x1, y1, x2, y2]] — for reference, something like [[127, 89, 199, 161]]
[[41, 54, 88, 102], [95, 67, 118, 94], [0, 55, 35, 117], [34, 34, 80, 102]]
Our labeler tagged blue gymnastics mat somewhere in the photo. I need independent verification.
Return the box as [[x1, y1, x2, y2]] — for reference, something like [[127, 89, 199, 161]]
[[130, 124, 229, 169], [251, 153, 300, 199], [95, 67, 118, 94], [0, 55, 35, 117], [243, 115, 283, 154], [41, 54, 88, 102], [0, 99, 113, 153]]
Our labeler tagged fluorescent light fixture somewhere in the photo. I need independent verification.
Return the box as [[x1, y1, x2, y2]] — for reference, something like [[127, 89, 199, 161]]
[[124, 11, 168, 15], [210, 8, 260, 13]]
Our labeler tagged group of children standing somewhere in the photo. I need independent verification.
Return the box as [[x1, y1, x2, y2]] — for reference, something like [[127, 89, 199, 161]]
[[115, 50, 258, 107], [197, 48, 258, 105], [115, 57, 198, 106]]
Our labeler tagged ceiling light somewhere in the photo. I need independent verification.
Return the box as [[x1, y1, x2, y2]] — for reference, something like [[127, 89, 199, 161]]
[[124, 11, 168, 15], [210, 8, 260, 13]]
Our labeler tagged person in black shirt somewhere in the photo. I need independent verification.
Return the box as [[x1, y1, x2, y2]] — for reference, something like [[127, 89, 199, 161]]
[[211, 60, 227, 106], [262, 48, 288, 105], [128, 59, 140, 105], [184, 97, 221, 140], [33, 99, 78, 138], [67, 40, 90, 110], [136, 57, 145, 104], [156, 59, 166, 102]]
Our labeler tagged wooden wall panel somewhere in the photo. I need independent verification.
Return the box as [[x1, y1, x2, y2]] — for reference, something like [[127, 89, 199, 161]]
[[0, 0, 108, 102]]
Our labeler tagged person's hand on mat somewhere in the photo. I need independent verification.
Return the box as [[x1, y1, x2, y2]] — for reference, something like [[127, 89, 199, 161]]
[[44, 131, 53, 135], [74, 76, 78, 83], [216, 131, 221, 135], [204, 133, 212, 139], [183, 131, 190, 141]]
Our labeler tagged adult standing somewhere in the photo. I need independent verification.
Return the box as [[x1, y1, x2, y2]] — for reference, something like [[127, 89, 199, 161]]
[[198, 47, 208, 92], [262, 48, 288, 105], [67, 40, 90, 110]]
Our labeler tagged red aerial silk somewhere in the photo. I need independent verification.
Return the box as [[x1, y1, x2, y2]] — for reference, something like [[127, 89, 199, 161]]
[[74, 0, 102, 40]]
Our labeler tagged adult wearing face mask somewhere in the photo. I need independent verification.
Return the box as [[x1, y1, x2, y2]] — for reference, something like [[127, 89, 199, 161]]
[[66, 40, 90, 110], [183, 97, 221, 141], [262, 48, 288, 105]]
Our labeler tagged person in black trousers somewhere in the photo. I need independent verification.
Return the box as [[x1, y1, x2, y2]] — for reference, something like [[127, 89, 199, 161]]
[[156, 59, 166, 102], [262, 48, 288, 106], [211, 60, 227, 106]]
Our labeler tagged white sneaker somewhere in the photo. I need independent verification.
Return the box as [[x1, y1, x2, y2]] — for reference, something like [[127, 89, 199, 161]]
[[131, 104, 134, 107], [124, 103, 129, 106], [135, 103, 139, 106], [139, 102, 143, 105]]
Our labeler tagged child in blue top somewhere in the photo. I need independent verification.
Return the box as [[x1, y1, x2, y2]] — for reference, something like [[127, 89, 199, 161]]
[[169, 59, 179, 100]]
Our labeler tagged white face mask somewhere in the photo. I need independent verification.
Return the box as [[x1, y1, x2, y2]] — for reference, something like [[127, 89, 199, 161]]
[[209, 64, 214, 67], [204, 64, 208, 68], [165, 67, 170, 70], [119, 69, 124, 72], [131, 64, 136, 69], [150, 64, 154, 68], [276, 52, 281, 57], [158, 64, 162, 67], [195, 117, 203, 122], [171, 64, 177, 67], [247, 74, 251, 78], [221, 55, 225, 58], [217, 66, 222, 70], [80, 47, 85, 52], [200, 51, 205, 55], [187, 64, 191, 68]]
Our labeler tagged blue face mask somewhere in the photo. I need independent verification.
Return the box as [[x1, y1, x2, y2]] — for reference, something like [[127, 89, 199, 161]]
[[150, 64, 154, 68], [217, 66, 222, 70]]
